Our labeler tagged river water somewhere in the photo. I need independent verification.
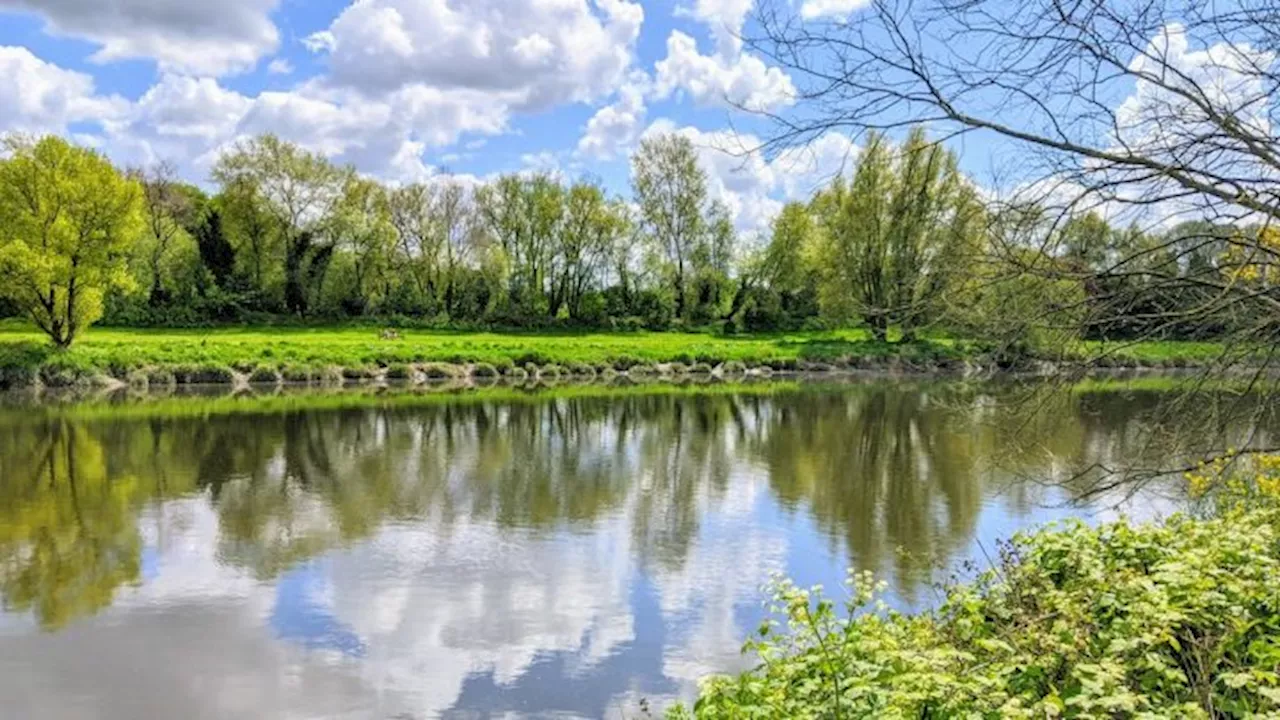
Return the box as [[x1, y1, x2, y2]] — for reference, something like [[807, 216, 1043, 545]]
[[0, 379, 1259, 718]]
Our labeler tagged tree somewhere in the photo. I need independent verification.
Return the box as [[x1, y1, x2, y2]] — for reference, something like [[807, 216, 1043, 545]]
[[194, 209, 236, 290], [810, 128, 979, 341], [135, 162, 195, 306], [632, 134, 710, 319], [753, 0, 1280, 350], [213, 135, 349, 316], [0, 135, 142, 348], [331, 176, 394, 314]]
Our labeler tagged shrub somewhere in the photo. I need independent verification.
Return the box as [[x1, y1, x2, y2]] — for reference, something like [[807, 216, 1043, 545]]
[[0, 342, 47, 389], [679, 471, 1280, 719], [420, 363, 457, 380], [471, 362, 499, 378], [720, 360, 747, 375], [538, 364, 562, 380], [146, 368, 176, 387], [191, 364, 236, 384], [320, 366, 345, 385], [281, 365, 313, 383], [492, 357, 515, 374], [566, 362, 595, 378], [248, 365, 281, 384], [39, 358, 94, 388], [342, 365, 377, 380], [172, 363, 235, 384], [384, 363, 415, 381]]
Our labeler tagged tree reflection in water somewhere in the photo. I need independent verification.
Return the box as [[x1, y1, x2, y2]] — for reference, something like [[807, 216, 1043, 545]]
[[0, 382, 1265, 630]]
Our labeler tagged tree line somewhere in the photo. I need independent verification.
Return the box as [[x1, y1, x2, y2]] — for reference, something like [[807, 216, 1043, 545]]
[[0, 128, 1265, 350]]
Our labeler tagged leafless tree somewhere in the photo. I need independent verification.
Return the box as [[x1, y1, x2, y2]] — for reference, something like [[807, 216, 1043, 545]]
[[749, 0, 1280, 492]]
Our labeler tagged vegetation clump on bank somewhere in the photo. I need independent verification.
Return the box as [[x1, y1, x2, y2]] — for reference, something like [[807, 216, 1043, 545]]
[[672, 459, 1280, 719]]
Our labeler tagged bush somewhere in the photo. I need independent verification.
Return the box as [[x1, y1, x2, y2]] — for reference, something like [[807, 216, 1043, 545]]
[[320, 366, 345, 385], [680, 469, 1280, 719], [420, 363, 458, 380], [384, 363, 414, 381], [342, 365, 377, 380], [146, 367, 176, 386], [538, 364, 562, 380], [471, 362, 499, 378], [248, 365, 281, 384], [0, 342, 48, 388], [281, 365, 313, 383], [566, 362, 595, 378], [720, 360, 747, 376], [173, 363, 235, 384], [38, 358, 95, 388]]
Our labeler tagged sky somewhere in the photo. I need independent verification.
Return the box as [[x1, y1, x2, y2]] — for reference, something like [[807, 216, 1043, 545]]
[[0, 0, 1264, 235], [0, 0, 877, 234]]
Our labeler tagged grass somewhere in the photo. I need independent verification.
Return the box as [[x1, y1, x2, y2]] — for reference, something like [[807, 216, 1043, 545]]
[[0, 321, 1240, 388]]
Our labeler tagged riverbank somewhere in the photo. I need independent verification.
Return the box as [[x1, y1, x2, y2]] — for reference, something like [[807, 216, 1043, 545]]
[[0, 324, 1233, 390], [672, 463, 1280, 718]]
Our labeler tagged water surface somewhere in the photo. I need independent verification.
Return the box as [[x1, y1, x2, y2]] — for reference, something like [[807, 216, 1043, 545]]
[[0, 379, 1258, 718]]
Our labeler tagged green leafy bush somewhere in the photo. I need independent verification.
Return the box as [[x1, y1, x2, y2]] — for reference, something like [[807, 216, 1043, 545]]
[[471, 362, 499, 378], [420, 363, 458, 380], [384, 363, 414, 380], [172, 363, 235, 384], [281, 364, 313, 383], [247, 365, 281, 384], [681, 483, 1280, 718]]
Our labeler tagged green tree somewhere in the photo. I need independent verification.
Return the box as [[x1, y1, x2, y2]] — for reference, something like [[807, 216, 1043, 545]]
[[0, 135, 142, 348], [213, 135, 349, 316], [812, 128, 981, 341], [632, 134, 710, 320]]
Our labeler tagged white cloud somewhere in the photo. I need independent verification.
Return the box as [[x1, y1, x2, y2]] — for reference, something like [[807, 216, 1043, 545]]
[[0, 0, 281, 76], [88, 73, 508, 184], [0, 46, 126, 136], [654, 31, 794, 112], [310, 0, 644, 111], [643, 119, 856, 232], [266, 58, 293, 76], [577, 72, 649, 159], [799, 0, 872, 20], [677, 0, 754, 57]]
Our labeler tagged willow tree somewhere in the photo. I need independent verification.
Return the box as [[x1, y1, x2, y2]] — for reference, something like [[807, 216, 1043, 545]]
[[0, 135, 142, 348], [812, 128, 981, 341]]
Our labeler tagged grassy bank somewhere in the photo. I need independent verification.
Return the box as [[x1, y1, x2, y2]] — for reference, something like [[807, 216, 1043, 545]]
[[0, 323, 1233, 389], [673, 460, 1280, 719]]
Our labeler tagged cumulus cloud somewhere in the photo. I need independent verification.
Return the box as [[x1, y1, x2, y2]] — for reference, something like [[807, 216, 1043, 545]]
[[309, 0, 644, 111], [0, 0, 281, 76], [91, 73, 508, 184], [799, 0, 873, 20], [577, 73, 650, 160], [654, 31, 794, 112], [0, 46, 126, 136], [643, 119, 856, 232], [677, 0, 754, 57]]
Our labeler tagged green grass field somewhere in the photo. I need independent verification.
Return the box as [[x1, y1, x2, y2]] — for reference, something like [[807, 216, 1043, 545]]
[[0, 322, 1237, 388]]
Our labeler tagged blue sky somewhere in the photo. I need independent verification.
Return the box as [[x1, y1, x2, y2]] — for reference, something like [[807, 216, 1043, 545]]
[[0, 0, 872, 232], [0, 0, 1243, 232]]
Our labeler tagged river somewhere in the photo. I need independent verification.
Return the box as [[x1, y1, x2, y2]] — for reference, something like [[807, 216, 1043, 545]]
[[0, 378, 1263, 719]]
